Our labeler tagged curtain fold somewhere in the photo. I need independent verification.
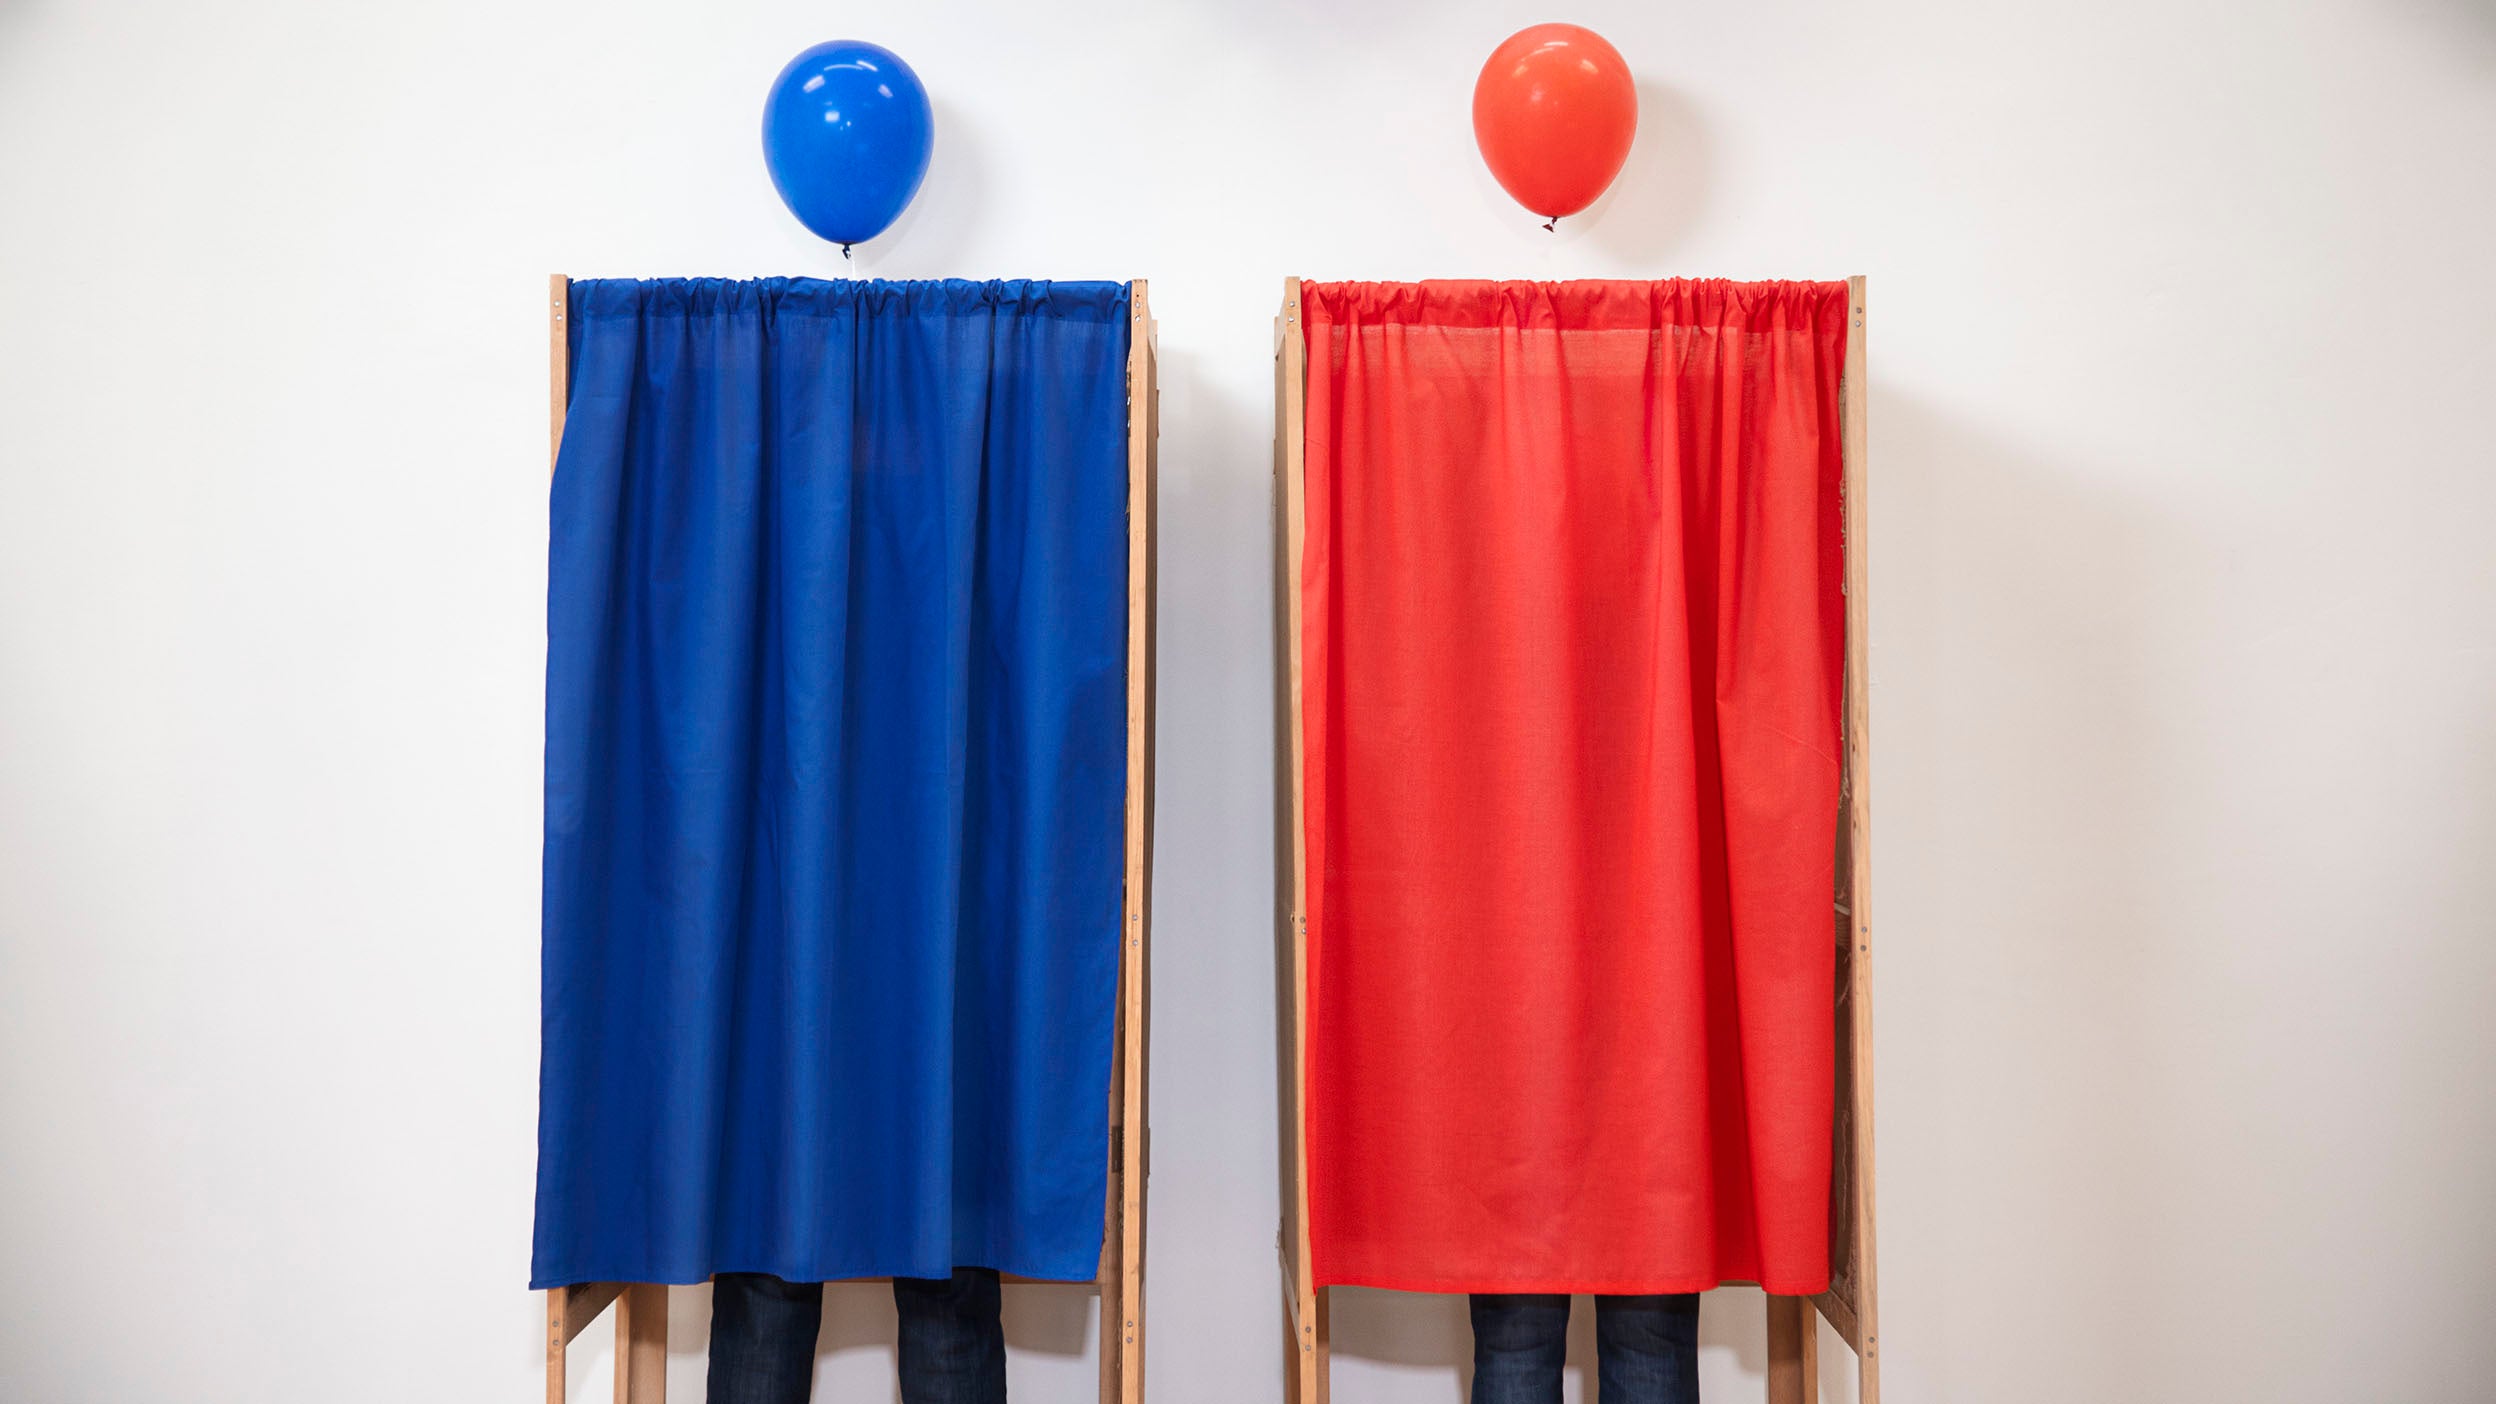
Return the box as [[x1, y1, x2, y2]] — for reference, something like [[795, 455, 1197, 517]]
[[531, 277, 1130, 1288], [1300, 278, 1849, 1295]]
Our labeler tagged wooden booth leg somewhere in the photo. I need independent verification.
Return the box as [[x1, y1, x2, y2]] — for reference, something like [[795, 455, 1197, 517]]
[[546, 281, 670, 1404], [546, 1282, 666, 1404], [1767, 1295, 1818, 1404], [1101, 277, 1156, 1404], [1282, 1279, 1328, 1404], [1273, 277, 1326, 1404], [1781, 275, 1881, 1404], [615, 1285, 669, 1404], [1830, 274, 1880, 1404]]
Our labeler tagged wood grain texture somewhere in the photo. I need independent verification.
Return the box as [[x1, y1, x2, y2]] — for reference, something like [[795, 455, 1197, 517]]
[[558, 1282, 624, 1348], [614, 1284, 667, 1404], [549, 279, 666, 1404], [1811, 275, 1881, 1404], [1101, 1008, 1127, 1404], [545, 1289, 569, 1404], [1111, 279, 1157, 1404], [544, 276, 585, 1404], [1767, 1294, 1819, 1404], [549, 275, 569, 476], [1274, 277, 1326, 1404]]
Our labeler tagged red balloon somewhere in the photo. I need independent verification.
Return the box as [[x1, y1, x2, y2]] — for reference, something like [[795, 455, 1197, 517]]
[[1471, 24, 1638, 221]]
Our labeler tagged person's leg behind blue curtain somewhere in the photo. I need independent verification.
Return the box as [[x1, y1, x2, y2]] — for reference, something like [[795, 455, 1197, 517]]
[[707, 1268, 1006, 1404], [708, 1273, 823, 1404], [895, 1267, 1006, 1404]]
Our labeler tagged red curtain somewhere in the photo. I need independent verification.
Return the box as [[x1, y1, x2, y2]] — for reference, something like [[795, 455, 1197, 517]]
[[1300, 279, 1849, 1295]]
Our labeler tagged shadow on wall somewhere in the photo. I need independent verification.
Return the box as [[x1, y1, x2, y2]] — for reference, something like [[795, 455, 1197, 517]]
[[833, 95, 985, 278], [1156, 335, 1329, 1404], [1868, 385, 2180, 1397], [2412, 0, 2496, 48], [1584, 78, 1711, 261]]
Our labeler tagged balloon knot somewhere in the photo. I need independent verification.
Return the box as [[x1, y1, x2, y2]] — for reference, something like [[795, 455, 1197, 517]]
[[1543, 217, 1558, 233], [841, 243, 853, 260]]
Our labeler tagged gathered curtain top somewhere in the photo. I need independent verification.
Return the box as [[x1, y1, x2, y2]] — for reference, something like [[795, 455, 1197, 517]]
[[1301, 278, 1849, 334], [570, 276, 1131, 323]]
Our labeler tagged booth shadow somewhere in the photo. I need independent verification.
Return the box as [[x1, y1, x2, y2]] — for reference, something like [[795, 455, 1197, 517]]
[[1835, 384, 2181, 1399], [1151, 333, 1339, 1402]]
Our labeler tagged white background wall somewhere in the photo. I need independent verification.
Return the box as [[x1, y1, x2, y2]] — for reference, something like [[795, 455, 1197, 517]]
[[3, 1, 2493, 1400]]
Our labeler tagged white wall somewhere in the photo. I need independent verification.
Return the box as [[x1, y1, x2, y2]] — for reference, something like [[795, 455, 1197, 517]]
[[3, 1, 2493, 1400]]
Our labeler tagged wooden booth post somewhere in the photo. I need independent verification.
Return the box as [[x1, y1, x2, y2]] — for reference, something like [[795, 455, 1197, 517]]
[[1273, 277, 1876, 1404], [1769, 275, 1878, 1404], [1103, 280, 1158, 1404], [542, 276, 1157, 1404], [542, 273, 668, 1404], [1272, 278, 1328, 1404]]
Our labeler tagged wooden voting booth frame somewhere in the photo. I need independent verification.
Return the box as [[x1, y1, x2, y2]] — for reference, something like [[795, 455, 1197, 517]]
[[541, 275, 1158, 1404], [1272, 277, 1878, 1404]]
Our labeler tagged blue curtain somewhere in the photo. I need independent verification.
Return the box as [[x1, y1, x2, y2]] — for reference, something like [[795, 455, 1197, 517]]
[[532, 278, 1131, 1288]]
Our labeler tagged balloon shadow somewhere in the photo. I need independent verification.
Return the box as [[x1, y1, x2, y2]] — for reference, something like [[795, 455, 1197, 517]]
[[1581, 77, 1712, 262], [852, 95, 984, 276]]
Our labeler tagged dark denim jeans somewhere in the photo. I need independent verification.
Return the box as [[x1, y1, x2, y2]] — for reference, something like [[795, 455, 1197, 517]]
[[706, 1269, 1006, 1404], [1469, 1292, 1700, 1404]]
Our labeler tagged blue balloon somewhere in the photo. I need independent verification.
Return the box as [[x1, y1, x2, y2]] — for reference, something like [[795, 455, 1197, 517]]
[[761, 41, 933, 251]]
